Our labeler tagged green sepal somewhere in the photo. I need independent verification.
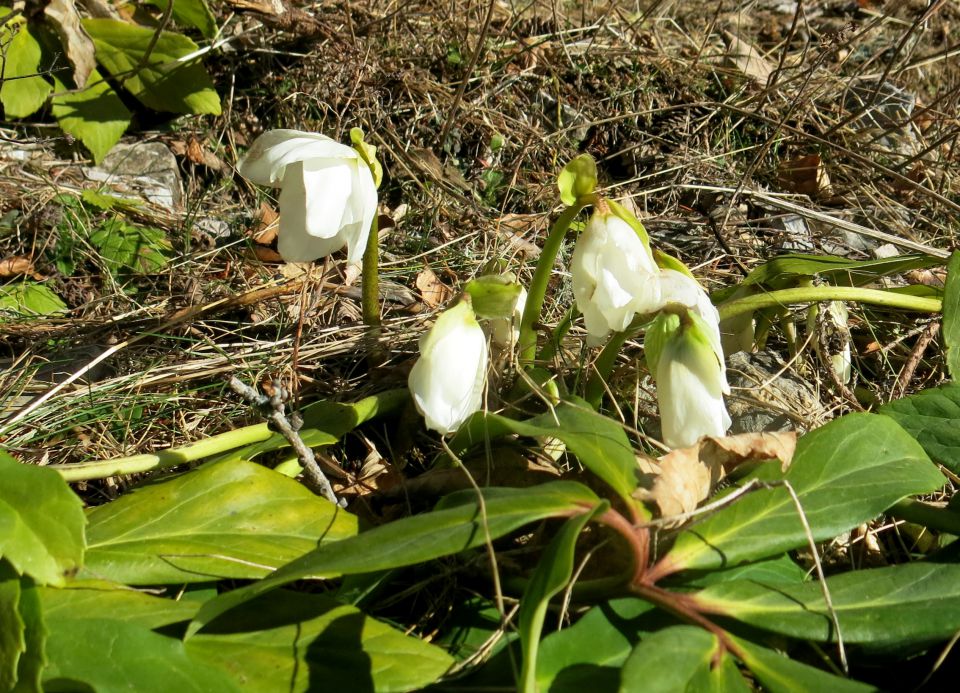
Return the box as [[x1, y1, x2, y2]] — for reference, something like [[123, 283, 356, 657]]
[[606, 199, 651, 250], [464, 274, 523, 320], [557, 154, 598, 206], [350, 127, 383, 188], [653, 248, 695, 279], [644, 311, 681, 376]]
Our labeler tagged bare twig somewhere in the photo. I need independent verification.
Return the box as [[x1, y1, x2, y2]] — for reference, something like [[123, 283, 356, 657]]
[[228, 375, 340, 506]]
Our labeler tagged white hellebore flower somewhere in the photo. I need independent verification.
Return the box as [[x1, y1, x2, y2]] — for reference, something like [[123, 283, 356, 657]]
[[408, 300, 488, 435], [488, 287, 527, 348], [571, 211, 662, 344], [657, 269, 728, 386], [237, 129, 377, 264], [649, 311, 732, 450]]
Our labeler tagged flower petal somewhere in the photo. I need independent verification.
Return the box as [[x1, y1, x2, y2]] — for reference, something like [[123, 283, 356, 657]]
[[299, 160, 354, 238], [238, 130, 360, 187]]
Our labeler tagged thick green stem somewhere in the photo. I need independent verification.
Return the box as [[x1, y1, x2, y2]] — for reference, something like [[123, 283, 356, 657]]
[[361, 214, 381, 328], [51, 423, 274, 481], [718, 286, 941, 322], [585, 330, 632, 409], [537, 306, 577, 364], [519, 202, 587, 365]]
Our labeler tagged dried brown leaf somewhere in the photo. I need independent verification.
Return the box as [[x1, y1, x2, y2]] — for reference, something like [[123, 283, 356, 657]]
[[0, 256, 42, 279], [778, 154, 833, 198], [415, 267, 452, 309], [44, 0, 96, 88], [722, 31, 774, 84], [635, 431, 798, 521], [252, 202, 279, 244]]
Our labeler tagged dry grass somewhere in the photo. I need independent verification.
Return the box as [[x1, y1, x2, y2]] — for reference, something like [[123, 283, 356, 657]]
[[1, 0, 958, 473]]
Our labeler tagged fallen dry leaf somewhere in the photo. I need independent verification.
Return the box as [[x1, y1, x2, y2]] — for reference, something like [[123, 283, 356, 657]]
[[723, 31, 774, 84], [251, 202, 279, 244], [186, 137, 225, 171], [45, 0, 97, 88], [415, 267, 453, 309], [635, 431, 797, 521], [778, 154, 833, 198], [0, 256, 42, 279]]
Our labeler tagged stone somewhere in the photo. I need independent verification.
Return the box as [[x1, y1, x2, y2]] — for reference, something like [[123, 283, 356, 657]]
[[85, 142, 183, 209]]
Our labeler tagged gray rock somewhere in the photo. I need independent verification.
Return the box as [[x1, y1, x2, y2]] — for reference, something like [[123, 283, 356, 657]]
[[85, 142, 183, 209], [843, 81, 920, 157], [726, 350, 829, 435]]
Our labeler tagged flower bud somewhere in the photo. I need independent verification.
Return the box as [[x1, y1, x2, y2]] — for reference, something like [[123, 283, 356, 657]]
[[237, 129, 378, 264], [571, 210, 662, 344], [647, 310, 732, 449], [408, 300, 488, 434]]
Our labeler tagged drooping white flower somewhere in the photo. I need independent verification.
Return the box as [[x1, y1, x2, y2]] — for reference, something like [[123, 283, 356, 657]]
[[647, 311, 731, 449], [657, 269, 728, 390], [488, 287, 527, 348], [571, 211, 661, 344], [237, 129, 377, 263], [408, 299, 488, 435]]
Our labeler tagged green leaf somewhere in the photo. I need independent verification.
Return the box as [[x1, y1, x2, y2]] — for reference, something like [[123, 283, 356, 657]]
[[0, 19, 52, 118], [942, 252, 960, 378], [675, 554, 807, 589], [557, 154, 597, 206], [519, 504, 606, 691], [0, 561, 24, 691], [536, 598, 660, 691], [42, 618, 239, 692], [733, 637, 876, 693], [145, 0, 217, 38], [88, 218, 170, 276], [14, 578, 44, 693], [0, 451, 85, 586], [189, 481, 599, 637], [83, 18, 221, 115], [452, 398, 639, 507], [879, 383, 960, 473], [620, 626, 748, 693], [51, 68, 131, 164], [38, 582, 199, 629], [0, 283, 67, 319], [81, 459, 357, 584], [187, 590, 453, 692], [695, 562, 960, 648], [657, 414, 943, 575]]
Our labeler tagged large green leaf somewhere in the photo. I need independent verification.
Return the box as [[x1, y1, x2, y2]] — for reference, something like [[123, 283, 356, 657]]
[[695, 562, 960, 647], [82, 459, 356, 584], [0, 561, 24, 691], [0, 283, 68, 319], [0, 17, 51, 118], [519, 504, 606, 691], [51, 68, 131, 164], [188, 590, 453, 692], [656, 414, 943, 575], [189, 481, 599, 637], [89, 218, 170, 275], [879, 383, 960, 473], [83, 18, 220, 115], [38, 582, 198, 629], [146, 0, 217, 38], [619, 626, 748, 693], [733, 637, 875, 692], [42, 618, 238, 692], [14, 578, 44, 693], [536, 598, 661, 691], [0, 451, 85, 586], [452, 398, 639, 507], [942, 252, 960, 378]]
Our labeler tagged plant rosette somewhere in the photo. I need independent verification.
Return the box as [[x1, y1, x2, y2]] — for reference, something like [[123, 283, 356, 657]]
[[237, 129, 378, 263]]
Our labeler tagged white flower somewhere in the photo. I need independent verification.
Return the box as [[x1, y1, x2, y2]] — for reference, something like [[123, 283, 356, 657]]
[[237, 129, 377, 264], [408, 300, 488, 434], [657, 269, 728, 390], [653, 313, 732, 449], [571, 212, 662, 344], [488, 287, 527, 348]]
